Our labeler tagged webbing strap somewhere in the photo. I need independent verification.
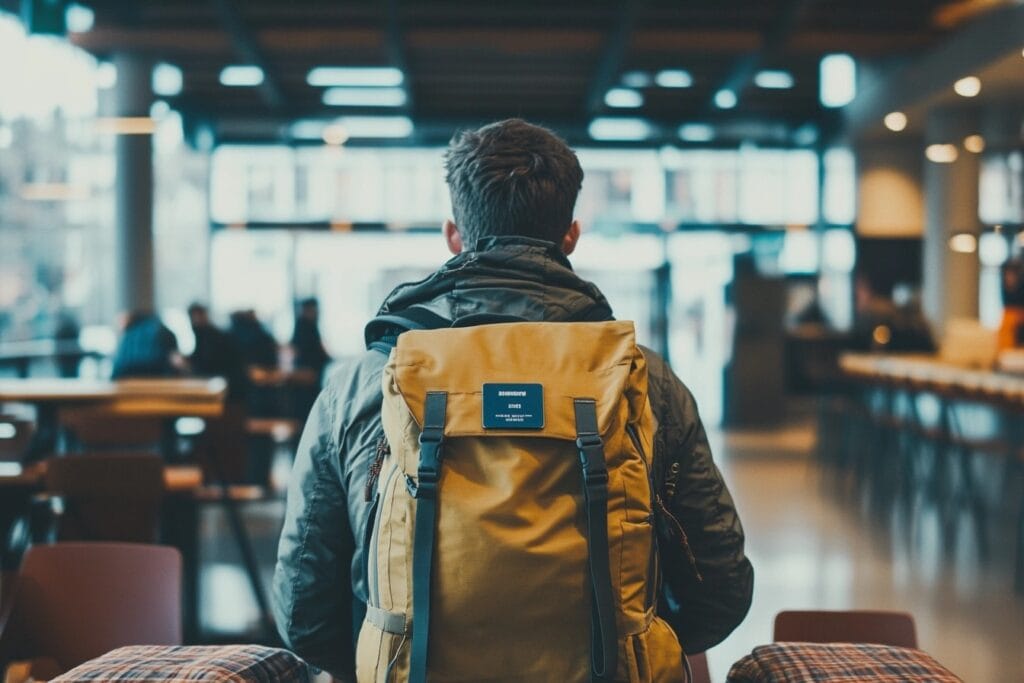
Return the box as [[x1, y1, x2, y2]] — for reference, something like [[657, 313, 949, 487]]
[[409, 391, 447, 683], [574, 399, 618, 682]]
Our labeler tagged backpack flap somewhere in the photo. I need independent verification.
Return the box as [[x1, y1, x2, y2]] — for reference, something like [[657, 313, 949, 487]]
[[388, 320, 645, 441]]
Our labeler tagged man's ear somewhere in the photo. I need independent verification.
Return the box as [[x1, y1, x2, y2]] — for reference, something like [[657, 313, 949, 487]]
[[561, 220, 582, 256], [443, 219, 463, 255]]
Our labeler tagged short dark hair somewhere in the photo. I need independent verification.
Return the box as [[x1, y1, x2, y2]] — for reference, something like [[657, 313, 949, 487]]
[[444, 118, 583, 245]]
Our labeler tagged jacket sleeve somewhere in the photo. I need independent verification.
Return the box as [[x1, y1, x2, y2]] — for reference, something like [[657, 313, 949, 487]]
[[272, 386, 355, 679], [644, 350, 754, 654]]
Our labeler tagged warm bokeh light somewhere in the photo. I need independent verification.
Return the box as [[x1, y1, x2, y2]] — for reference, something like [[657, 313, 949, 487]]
[[925, 143, 959, 163], [953, 75, 981, 97], [964, 134, 985, 153], [884, 111, 908, 132]]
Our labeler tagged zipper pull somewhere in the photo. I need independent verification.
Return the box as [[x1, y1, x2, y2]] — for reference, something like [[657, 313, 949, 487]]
[[364, 436, 390, 502], [656, 494, 703, 583]]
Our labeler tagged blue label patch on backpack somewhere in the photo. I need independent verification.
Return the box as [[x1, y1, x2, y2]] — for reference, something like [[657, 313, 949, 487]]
[[482, 383, 544, 429]]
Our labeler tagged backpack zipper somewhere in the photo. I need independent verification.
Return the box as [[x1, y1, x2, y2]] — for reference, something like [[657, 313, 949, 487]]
[[625, 424, 660, 610], [365, 436, 391, 502]]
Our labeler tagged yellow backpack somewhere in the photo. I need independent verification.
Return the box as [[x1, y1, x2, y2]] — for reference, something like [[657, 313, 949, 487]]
[[356, 321, 686, 682]]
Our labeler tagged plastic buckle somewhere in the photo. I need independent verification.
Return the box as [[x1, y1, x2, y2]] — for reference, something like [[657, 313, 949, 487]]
[[575, 434, 602, 450], [408, 467, 438, 499], [419, 427, 444, 445]]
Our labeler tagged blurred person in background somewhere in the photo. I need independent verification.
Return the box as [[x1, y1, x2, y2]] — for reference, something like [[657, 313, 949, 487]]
[[111, 311, 181, 379], [998, 256, 1024, 350], [54, 310, 81, 378], [291, 297, 330, 381], [188, 303, 247, 400], [228, 309, 279, 370], [851, 274, 934, 353]]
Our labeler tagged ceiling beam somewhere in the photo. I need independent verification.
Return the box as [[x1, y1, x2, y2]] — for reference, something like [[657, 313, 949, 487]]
[[212, 0, 285, 110], [585, 0, 645, 116], [386, 0, 413, 114], [844, 4, 1024, 137], [710, 0, 813, 109]]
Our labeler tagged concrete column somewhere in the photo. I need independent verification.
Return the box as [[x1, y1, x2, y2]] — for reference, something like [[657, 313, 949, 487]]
[[114, 52, 154, 313], [922, 110, 982, 337]]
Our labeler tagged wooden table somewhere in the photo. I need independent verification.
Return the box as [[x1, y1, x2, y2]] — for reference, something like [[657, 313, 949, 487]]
[[0, 377, 227, 458], [0, 377, 228, 418]]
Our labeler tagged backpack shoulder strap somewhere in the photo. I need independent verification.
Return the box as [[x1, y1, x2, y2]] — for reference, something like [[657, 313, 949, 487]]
[[365, 306, 452, 355]]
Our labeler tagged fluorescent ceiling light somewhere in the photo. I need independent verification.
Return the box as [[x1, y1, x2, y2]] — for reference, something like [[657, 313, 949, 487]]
[[714, 89, 738, 109], [754, 70, 794, 89], [65, 3, 94, 33], [925, 143, 958, 164], [323, 87, 406, 107], [953, 76, 981, 97], [152, 63, 183, 97], [655, 70, 693, 88], [307, 67, 404, 87], [963, 134, 985, 154], [820, 54, 856, 108], [337, 116, 413, 138], [588, 118, 652, 141], [290, 116, 418, 140], [884, 111, 907, 132], [96, 62, 117, 90], [220, 65, 264, 87], [621, 71, 651, 88], [678, 124, 714, 142], [604, 88, 643, 108]]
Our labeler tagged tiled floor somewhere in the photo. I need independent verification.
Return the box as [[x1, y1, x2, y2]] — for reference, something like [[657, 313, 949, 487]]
[[705, 424, 1024, 682]]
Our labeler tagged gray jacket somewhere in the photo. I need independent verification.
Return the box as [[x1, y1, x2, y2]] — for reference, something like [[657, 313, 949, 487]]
[[273, 237, 754, 678]]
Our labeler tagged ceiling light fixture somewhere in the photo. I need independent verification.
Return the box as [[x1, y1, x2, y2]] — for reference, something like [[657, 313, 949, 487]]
[[654, 70, 693, 88], [820, 54, 856, 108], [588, 118, 652, 141], [948, 233, 977, 254], [953, 76, 981, 97], [679, 124, 715, 142], [152, 63, 183, 97], [307, 67, 404, 87], [322, 124, 349, 146], [884, 111, 908, 132], [219, 65, 264, 87], [925, 143, 958, 163], [754, 70, 794, 89], [604, 88, 643, 108], [963, 134, 985, 153], [621, 71, 651, 88], [714, 89, 738, 109], [322, 87, 407, 107]]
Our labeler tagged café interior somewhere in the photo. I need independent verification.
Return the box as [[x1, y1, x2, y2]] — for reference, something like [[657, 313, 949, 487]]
[[0, 1, 1023, 681]]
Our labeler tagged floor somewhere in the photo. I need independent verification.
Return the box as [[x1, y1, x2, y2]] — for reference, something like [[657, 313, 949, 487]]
[[704, 422, 1024, 682], [198, 421, 1024, 682]]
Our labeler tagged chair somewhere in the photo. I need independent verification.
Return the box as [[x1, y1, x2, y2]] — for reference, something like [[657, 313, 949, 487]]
[[59, 407, 164, 452], [773, 610, 918, 648], [0, 543, 181, 674], [688, 651, 711, 683], [44, 453, 165, 543], [0, 417, 34, 463]]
